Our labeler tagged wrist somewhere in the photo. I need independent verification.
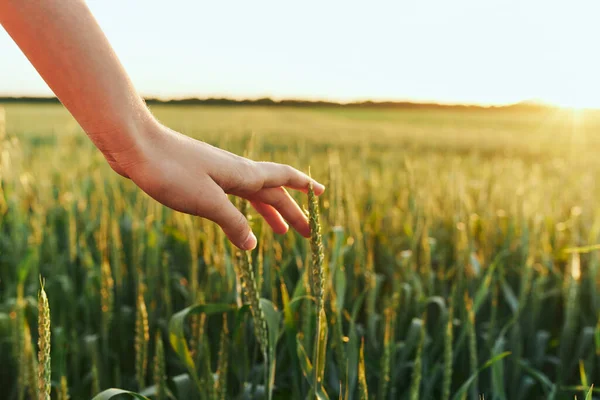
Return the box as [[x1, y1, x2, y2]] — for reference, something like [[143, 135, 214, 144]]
[[96, 108, 163, 176]]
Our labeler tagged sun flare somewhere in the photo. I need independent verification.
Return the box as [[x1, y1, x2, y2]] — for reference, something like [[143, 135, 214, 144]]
[[549, 97, 600, 110]]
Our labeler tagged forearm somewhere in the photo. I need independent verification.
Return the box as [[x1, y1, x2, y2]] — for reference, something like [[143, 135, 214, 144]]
[[0, 0, 154, 156]]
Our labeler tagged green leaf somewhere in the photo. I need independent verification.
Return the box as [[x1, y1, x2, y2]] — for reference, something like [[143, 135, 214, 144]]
[[17, 248, 37, 284], [168, 303, 238, 392], [281, 281, 302, 395], [451, 352, 511, 400], [296, 333, 330, 400], [260, 298, 282, 400], [92, 388, 151, 400], [350, 289, 368, 323], [169, 373, 194, 399], [399, 318, 424, 365], [500, 278, 519, 315], [314, 309, 329, 394], [297, 334, 313, 379], [586, 384, 594, 400], [346, 322, 360, 396], [472, 259, 498, 313], [334, 265, 347, 315], [517, 359, 555, 394], [491, 337, 508, 400], [580, 360, 589, 388], [0, 312, 9, 336]]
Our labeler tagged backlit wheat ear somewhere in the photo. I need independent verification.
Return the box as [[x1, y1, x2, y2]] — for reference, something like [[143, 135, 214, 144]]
[[135, 287, 149, 390], [358, 339, 368, 400], [100, 258, 114, 339], [308, 180, 324, 314], [237, 199, 268, 355], [57, 375, 70, 400], [308, 177, 327, 394], [37, 278, 51, 400]]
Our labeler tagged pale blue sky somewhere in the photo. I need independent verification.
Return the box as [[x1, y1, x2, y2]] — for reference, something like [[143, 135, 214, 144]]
[[1, 0, 599, 106]]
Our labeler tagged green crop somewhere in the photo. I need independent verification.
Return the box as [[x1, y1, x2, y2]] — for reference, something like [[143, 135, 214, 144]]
[[1, 103, 600, 399]]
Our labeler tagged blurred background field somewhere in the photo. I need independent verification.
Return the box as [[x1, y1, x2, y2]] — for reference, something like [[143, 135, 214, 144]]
[[2, 103, 600, 399]]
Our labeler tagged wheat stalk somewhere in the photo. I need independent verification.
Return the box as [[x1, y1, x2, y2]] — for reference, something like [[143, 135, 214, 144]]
[[308, 179, 327, 394], [25, 322, 39, 400], [135, 286, 149, 390], [38, 279, 51, 400], [100, 259, 114, 339], [378, 306, 393, 400], [409, 315, 426, 400], [153, 332, 166, 400], [442, 300, 454, 400], [91, 355, 100, 396], [216, 314, 230, 400], [14, 283, 26, 400], [358, 338, 368, 400], [236, 199, 268, 355], [57, 376, 70, 400], [465, 292, 479, 399]]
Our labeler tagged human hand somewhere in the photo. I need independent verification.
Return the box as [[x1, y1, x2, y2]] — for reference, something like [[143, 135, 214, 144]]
[[109, 118, 325, 250]]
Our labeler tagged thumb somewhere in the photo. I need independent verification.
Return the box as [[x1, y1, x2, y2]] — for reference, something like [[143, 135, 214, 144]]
[[209, 197, 257, 250]]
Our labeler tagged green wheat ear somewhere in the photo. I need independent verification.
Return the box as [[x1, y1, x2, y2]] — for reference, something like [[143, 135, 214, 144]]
[[307, 178, 324, 314], [236, 199, 268, 355], [57, 375, 70, 400], [135, 286, 149, 390], [358, 338, 368, 400], [153, 332, 166, 400], [38, 278, 51, 400], [308, 174, 328, 396], [100, 259, 114, 339]]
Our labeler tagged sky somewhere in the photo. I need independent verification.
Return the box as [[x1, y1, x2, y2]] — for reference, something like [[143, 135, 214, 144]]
[[1, 0, 600, 107]]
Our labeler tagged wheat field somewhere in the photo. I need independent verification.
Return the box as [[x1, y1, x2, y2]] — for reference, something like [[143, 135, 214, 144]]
[[1, 103, 600, 399]]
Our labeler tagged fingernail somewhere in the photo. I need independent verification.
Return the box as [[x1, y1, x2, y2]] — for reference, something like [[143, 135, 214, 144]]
[[242, 231, 257, 250]]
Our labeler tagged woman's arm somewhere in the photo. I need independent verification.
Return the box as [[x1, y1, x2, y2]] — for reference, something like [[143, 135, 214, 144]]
[[0, 0, 324, 250]]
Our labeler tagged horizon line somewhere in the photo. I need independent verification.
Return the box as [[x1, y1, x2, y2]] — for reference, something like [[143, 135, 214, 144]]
[[0, 95, 569, 110]]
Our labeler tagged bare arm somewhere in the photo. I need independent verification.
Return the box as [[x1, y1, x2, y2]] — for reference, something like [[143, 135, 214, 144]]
[[0, 0, 324, 250]]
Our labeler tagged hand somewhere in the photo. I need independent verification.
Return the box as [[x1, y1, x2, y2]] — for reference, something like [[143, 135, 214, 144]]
[[109, 118, 325, 250]]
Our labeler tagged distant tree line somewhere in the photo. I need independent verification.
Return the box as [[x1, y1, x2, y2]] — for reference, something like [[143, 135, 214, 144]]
[[0, 96, 555, 111]]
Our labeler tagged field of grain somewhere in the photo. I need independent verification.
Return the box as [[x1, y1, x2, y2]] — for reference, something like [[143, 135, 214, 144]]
[[2, 103, 600, 399]]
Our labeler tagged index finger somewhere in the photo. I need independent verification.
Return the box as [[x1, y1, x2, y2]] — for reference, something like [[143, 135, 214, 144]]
[[256, 162, 325, 195]]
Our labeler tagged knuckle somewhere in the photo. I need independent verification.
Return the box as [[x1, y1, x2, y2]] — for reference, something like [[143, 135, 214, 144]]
[[283, 165, 304, 184], [231, 213, 249, 237], [271, 192, 287, 209], [235, 159, 263, 194]]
